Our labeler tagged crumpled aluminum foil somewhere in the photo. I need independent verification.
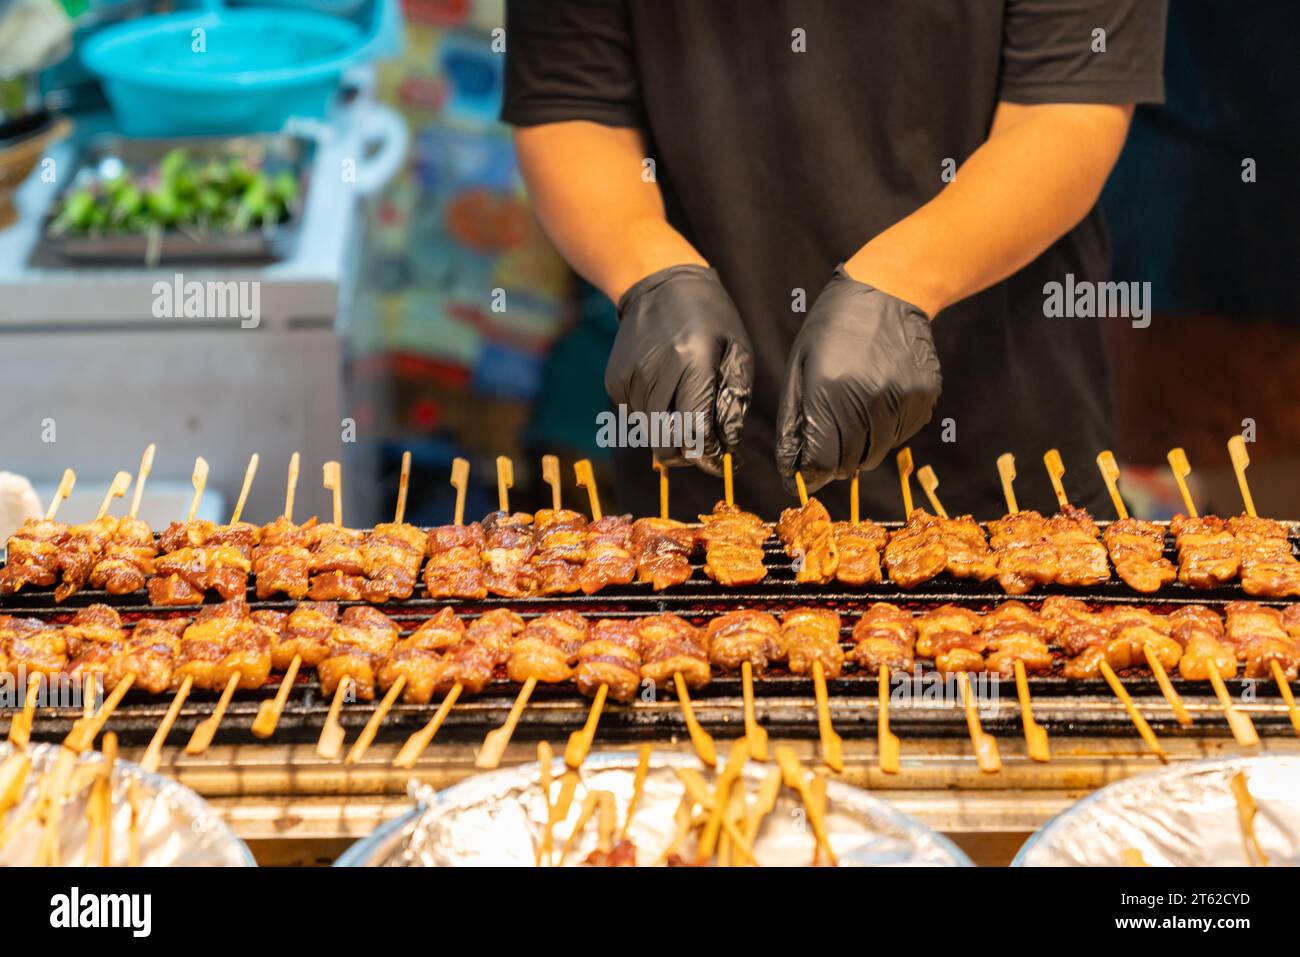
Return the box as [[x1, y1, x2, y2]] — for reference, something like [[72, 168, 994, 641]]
[[0, 742, 255, 867], [337, 751, 971, 867], [1015, 756, 1300, 867]]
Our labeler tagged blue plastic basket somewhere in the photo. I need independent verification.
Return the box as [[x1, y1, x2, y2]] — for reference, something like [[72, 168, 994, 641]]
[[80, 2, 385, 136]]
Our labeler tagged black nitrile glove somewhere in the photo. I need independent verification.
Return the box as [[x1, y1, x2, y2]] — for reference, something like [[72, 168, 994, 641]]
[[776, 267, 942, 494], [606, 265, 754, 476]]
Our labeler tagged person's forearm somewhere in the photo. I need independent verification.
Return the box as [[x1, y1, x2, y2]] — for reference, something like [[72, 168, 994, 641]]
[[514, 121, 707, 303], [844, 102, 1135, 318]]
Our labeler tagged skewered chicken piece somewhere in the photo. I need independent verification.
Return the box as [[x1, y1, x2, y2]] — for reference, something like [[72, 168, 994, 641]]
[[174, 597, 274, 691], [1045, 505, 1110, 587], [705, 610, 784, 673], [777, 498, 839, 584], [149, 541, 252, 605], [1226, 515, 1300, 598], [252, 515, 319, 600], [981, 601, 1053, 677], [0, 615, 66, 678], [630, 517, 696, 590], [1049, 597, 1181, 679], [849, 602, 916, 674], [913, 604, 983, 673], [886, 510, 997, 589], [88, 516, 157, 596], [104, 618, 188, 695], [0, 518, 69, 594], [308, 524, 379, 602], [578, 515, 637, 595], [1103, 518, 1176, 593], [780, 608, 844, 678], [638, 613, 710, 688], [576, 619, 643, 703], [316, 606, 400, 702], [530, 508, 587, 595], [63, 605, 127, 693], [697, 502, 770, 586], [423, 522, 488, 600], [1170, 514, 1241, 589], [51, 517, 121, 602], [1223, 601, 1300, 680], [481, 511, 538, 598], [1098, 605, 1181, 671], [467, 608, 527, 666], [507, 611, 588, 684], [377, 607, 495, 704], [1171, 605, 1237, 681], [359, 521, 428, 601], [987, 511, 1059, 595], [830, 519, 887, 586]]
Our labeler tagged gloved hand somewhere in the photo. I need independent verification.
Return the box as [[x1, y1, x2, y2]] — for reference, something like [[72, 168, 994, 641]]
[[776, 267, 942, 494], [606, 265, 754, 476]]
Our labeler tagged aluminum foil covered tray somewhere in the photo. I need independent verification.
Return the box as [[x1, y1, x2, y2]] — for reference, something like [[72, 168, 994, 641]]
[[1015, 756, 1300, 867], [337, 751, 971, 867], [0, 743, 255, 867]]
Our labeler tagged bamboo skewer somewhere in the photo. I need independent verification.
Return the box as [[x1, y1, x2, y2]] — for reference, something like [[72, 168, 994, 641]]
[[322, 460, 342, 526], [535, 741, 554, 866], [343, 452, 418, 763], [621, 744, 652, 839], [958, 672, 1001, 773], [722, 451, 734, 508], [127, 444, 155, 520], [696, 737, 750, 863], [809, 770, 828, 866], [1207, 668, 1259, 747], [741, 661, 768, 762], [896, 447, 914, 516], [653, 458, 669, 520], [1013, 659, 1051, 763], [1099, 660, 1167, 762], [794, 469, 842, 771], [1271, 660, 1300, 736], [916, 465, 948, 519], [541, 454, 562, 511], [185, 457, 209, 523], [252, 453, 300, 739], [315, 460, 350, 760], [1167, 448, 1197, 517], [877, 663, 900, 774], [745, 765, 783, 848], [96, 471, 131, 519], [1043, 448, 1069, 510], [44, 468, 75, 521], [477, 677, 536, 769], [393, 459, 474, 768], [8, 673, 40, 750], [1230, 771, 1269, 866], [775, 746, 836, 865], [996, 453, 1018, 514], [140, 676, 191, 774], [1095, 450, 1127, 520], [673, 672, 717, 768], [1227, 436, 1257, 518], [558, 791, 601, 866], [574, 458, 601, 520], [496, 455, 513, 513], [563, 459, 610, 770], [229, 453, 258, 525], [674, 768, 755, 863]]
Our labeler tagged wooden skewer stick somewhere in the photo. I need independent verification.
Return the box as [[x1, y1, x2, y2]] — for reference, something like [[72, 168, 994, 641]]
[[44, 469, 75, 521], [621, 744, 652, 839], [496, 455, 513, 513], [316, 677, 351, 760], [1144, 646, 1192, 727], [723, 452, 735, 507], [394, 450, 412, 524], [1270, 660, 1300, 736], [1099, 660, 1167, 762], [996, 453, 1018, 514], [450, 457, 469, 526], [535, 741, 554, 866], [229, 453, 258, 524], [8, 674, 40, 750], [653, 458, 669, 520], [850, 470, 860, 525], [1167, 448, 1197, 517], [811, 660, 843, 772], [1227, 435, 1257, 517], [673, 672, 717, 767], [741, 661, 768, 762], [1014, 659, 1051, 763], [596, 790, 617, 858], [958, 671, 1002, 773], [574, 458, 601, 520], [184, 672, 238, 755], [794, 471, 809, 507], [541, 454, 562, 511], [1230, 771, 1270, 866], [127, 443, 156, 519], [1043, 448, 1069, 510], [127, 778, 141, 868], [140, 676, 192, 774], [1096, 450, 1128, 520], [896, 447, 914, 517], [322, 460, 342, 526], [745, 764, 783, 848], [916, 465, 948, 519], [564, 682, 607, 769], [477, 677, 537, 769], [393, 684, 462, 769], [809, 770, 829, 866], [775, 746, 836, 865], [545, 771, 580, 866], [96, 471, 131, 519], [1207, 667, 1259, 747], [557, 791, 602, 866], [877, 663, 900, 774], [696, 737, 750, 863], [675, 768, 755, 863], [82, 673, 94, 719], [283, 452, 300, 523], [252, 452, 305, 739], [185, 457, 209, 523], [345, 676, 405, 764], [98, 732, 117, 867]]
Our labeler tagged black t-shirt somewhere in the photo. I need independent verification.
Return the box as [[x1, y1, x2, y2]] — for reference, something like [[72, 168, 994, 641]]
[[502, 0, 1166, 522]]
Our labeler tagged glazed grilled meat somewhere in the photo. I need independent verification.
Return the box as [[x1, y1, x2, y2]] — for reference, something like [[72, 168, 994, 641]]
[[1170, 514, 1241, 589], [316, 606, 400, 701], [0, 615, 66, 677], [531, 508, 587, 595], [831, 520, 887, 586], [697, 502, 770, 586], [506, 611, 587, 684], [252, 516, 319, 600], [638, 613, 710, 688], [1223, 601, 1300, 679], [578, 515, 637, 595], [850, 602, 916, 674], [1046, 506, 1110, 588], [576, 619, 643, 702], [481, 511, 538, 598], [1103, 518, 1176, 593], [981, 601, 1053, 676], [914, 604, 983, 673], [631, 517, 696, 590], [705, 610, 784, 673], [88, 517, 157, 595], [0, 518, 68, 594], [987, 511, 1059, 595], [780, 607, 844, 678], [1226, 515, 1300, 598], [361, 521, 427, 601], [106, 618, 187, 694], [423, 522, 488, 600], [777, 498, 838, 584], [174, 597, 273, 691], [883, 511, 946, 588], [1171, 605, 1237, 681]]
